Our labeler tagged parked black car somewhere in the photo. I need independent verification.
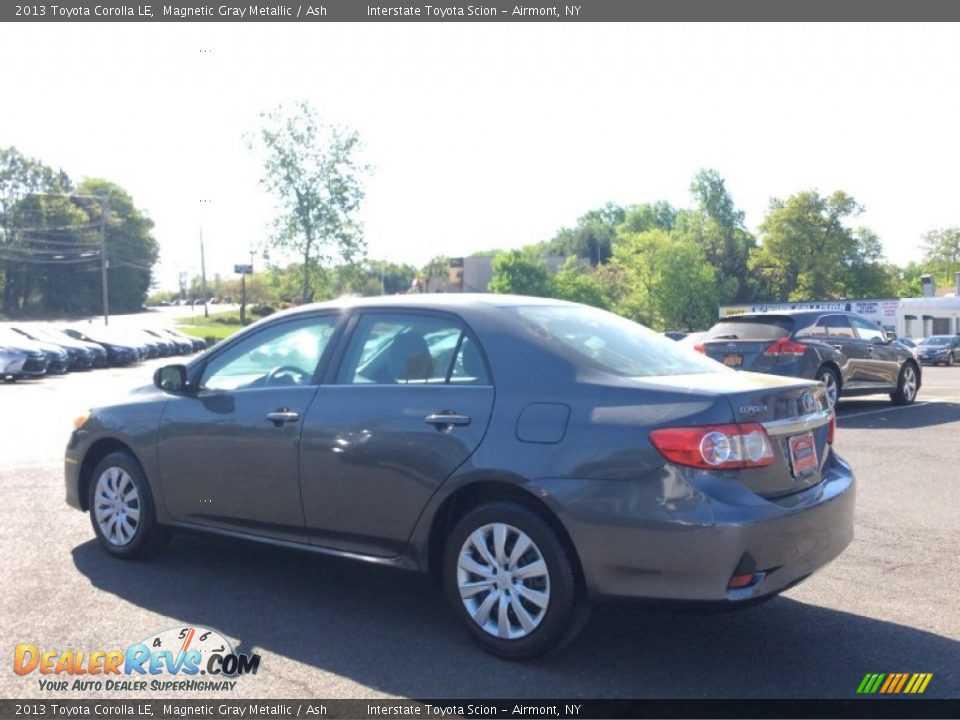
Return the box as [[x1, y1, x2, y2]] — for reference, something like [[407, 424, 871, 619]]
[[66, 296, 854, 659], [698, 311, 920, 407], [62, 328, 140, 366], [1, 326, 71, 374], [0, 328, 48, 381], [9, 325, 96, 370], [161, 327, 206, 353], [915, 335, 960, 366]]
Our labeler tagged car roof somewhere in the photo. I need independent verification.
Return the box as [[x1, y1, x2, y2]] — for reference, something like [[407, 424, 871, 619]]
[[261, 293, 581, 324]]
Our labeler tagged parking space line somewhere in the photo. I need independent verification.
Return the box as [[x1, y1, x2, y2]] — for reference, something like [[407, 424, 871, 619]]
[[838, 396, 960, 421]]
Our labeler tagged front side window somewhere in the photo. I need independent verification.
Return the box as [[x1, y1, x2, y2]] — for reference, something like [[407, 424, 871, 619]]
[[849, 316, 884, 343], [201, 315, 337, 391], [508, 304, 724, 377], [337, 313, 489, 385]]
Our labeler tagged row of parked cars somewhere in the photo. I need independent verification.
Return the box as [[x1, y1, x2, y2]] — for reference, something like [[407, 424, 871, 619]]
[[0, 323, 205, 382]]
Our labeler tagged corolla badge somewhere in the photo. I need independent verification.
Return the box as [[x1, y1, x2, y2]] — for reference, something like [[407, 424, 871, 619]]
[[739, 404, 768, 415]]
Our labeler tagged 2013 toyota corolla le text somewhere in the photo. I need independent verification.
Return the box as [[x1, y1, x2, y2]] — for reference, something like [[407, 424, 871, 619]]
[[65, 295, 855, 659]]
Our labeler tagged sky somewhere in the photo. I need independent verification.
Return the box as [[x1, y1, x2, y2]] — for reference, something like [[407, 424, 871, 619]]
[[1, 23, 959, 290]]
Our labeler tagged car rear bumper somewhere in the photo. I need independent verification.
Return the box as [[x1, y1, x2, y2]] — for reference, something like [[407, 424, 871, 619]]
[[538, 450, 855, 602]]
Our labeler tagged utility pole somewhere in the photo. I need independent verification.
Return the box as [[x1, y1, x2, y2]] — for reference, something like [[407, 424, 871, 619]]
[[200, 228, 209, 318], [100, 198, 110, 325]]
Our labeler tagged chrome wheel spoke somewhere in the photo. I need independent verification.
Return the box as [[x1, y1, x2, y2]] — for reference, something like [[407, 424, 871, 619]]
[[508, 534, 531, 567], [493, 524, 508, 566], [496, 591, 511, 638], [512, 558, 547, 581], [459, 579, 495, 598], [470, 529, 497, 568], [509, 592, 537, 633], [472, 588, 500, 626], [459, 554, 494, 578], [515, 583, 550, 609]]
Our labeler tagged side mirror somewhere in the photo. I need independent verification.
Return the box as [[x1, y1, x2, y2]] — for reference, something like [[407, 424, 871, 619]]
[[884, 331, 896, 343], [154, 364, 188, 393]]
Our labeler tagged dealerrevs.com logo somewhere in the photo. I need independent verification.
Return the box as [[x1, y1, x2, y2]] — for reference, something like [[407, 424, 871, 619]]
[[14, 626, 261, 692]]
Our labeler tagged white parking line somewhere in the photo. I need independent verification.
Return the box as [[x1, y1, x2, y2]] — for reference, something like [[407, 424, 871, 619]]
[[838, 396, 960, 421]]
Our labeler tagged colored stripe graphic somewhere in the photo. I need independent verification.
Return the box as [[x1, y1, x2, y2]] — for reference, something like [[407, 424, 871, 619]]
[[857, 673, 932, 694]]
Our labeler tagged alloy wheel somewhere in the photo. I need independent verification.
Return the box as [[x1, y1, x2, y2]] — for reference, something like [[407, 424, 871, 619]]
[[457, 523, 551, 640], [93, 467, 141, 546], [819, 371, 839, 407], [902, 365, 917, 402]]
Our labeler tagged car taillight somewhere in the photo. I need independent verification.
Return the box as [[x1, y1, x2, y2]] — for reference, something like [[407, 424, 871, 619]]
[[649, 423, 775, 470], [763, 337, 806, 363], [827, 413, 836, 445], [693, 343, 706, 354]]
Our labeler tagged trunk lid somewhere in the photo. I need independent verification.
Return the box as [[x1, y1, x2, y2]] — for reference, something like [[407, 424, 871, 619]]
[[641, 371, 831, 497]]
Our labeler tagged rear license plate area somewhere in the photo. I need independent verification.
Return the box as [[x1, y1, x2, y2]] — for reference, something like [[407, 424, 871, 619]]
[[722, 354, 742, 367], [788, 431, 818, 478]]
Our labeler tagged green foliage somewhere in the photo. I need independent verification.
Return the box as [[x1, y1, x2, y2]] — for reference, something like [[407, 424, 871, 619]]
[[0, 147, 158, 316], [921, 227, 960, 286], [750, 190, 896, 301], [250, 101, 370, 302], [489, 250, 553, 297], [677, 169, 756, 303], [610, 230, 718, 331], [551, 257, 610, 309]]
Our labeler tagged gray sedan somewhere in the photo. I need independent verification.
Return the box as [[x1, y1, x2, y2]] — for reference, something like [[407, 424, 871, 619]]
[[65, 295, 855, 658]]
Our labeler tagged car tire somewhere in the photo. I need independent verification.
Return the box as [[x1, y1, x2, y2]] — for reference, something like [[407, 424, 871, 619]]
[[890, 362, 919, 406], [87, 451, 170, 559], [948, 353, 956, 367], [442, 501, 590, 660], [816, 366, 841, 408]]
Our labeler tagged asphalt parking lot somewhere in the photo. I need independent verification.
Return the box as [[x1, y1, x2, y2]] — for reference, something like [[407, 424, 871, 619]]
[[1, 360, 958, 700]]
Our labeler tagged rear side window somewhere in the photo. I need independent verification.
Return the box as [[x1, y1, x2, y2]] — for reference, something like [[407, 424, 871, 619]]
[[507, 304, 723, 377], [796, 314, 856, 338], [704, 317, 793, 341], [337, 313, 489, 385]]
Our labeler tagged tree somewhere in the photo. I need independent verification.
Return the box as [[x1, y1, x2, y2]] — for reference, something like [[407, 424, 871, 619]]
[[76, 178, 159, 314], [676, 169, 756, 303], [750, 190, 873, 301], [0, 147, 59, 313], [921, 227, 960, 286], [544, 203, 626, 266], [551, 257, 609, 309], [250, 102, 369, 303], [609, 230, 718, 331], [489, 250, 553, 297]]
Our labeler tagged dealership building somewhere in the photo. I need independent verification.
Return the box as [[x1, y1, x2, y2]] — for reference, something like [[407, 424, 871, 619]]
[[719, 274, 960, 339]]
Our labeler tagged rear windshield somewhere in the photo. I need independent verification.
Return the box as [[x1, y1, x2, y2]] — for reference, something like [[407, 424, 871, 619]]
[[506, 305, 725, 378], [704, 316, 793, 341]]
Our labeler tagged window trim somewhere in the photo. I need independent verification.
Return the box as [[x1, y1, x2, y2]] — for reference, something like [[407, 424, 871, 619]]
[[326, 308, 494, 388]]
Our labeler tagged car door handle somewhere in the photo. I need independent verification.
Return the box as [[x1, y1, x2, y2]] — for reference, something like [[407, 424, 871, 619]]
[[266, 410, 300, 425], [425, 412, 471, 428], [830, 343, 844, 350]]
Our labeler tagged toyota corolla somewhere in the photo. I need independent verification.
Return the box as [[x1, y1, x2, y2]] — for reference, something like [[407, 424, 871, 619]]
[[65, 295, 855, 658]]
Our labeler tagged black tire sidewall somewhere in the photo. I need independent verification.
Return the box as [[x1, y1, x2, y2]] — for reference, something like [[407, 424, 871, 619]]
[[87, 451, 162, 559], [442, 502, 581, 660]]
